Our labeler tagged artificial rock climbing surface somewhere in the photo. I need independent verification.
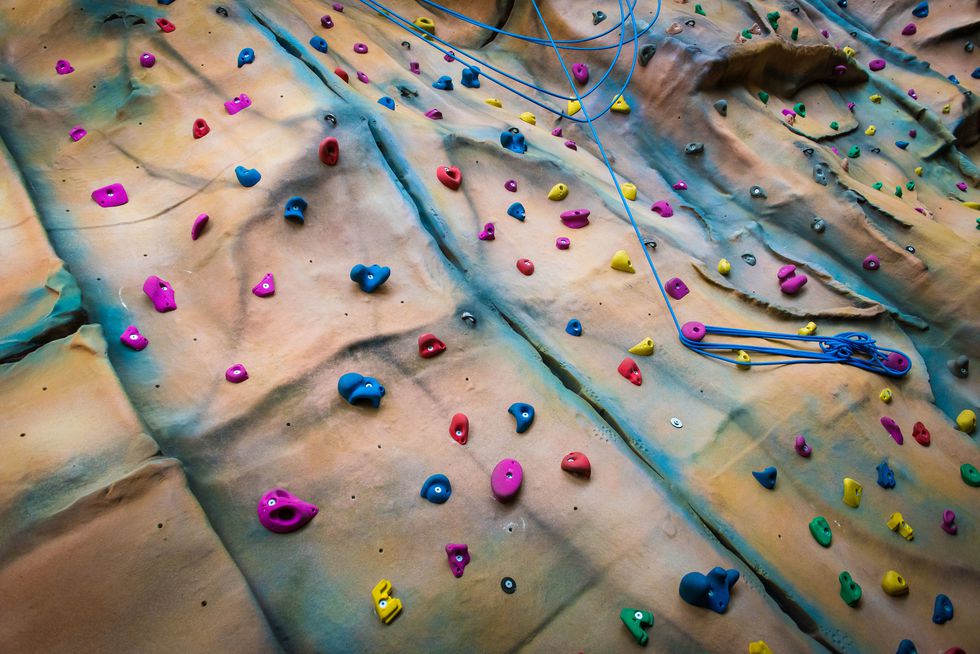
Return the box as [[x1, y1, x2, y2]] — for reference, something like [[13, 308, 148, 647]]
[[0, 0, 978, 652]]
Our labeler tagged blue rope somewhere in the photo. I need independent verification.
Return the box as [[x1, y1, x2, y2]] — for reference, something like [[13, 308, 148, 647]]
[[360, 0, 913, 378]]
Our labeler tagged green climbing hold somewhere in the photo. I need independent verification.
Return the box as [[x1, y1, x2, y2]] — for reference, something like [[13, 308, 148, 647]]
[[758, 91, 769, 104], [809, 516, 832, 547], [695, 3, 705, 16], [906, 181, 915, 191], [791, 26, 799, 40], [872, 182, 884, 190], [767, 11, 780, 30], [847, 145, 860, 158], [829, 121, 839, 130], [742, 29, 754, 39], [793, 102, 806, 117], [839, 571, 862, 607], [962, 463, 980, 487], [620, 608, 654, 645], [895, 186, 903, 198]]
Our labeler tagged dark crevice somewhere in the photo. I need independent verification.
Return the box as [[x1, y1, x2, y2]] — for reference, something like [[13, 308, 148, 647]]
[[481, 0, 517, 47], [248, 9, 342, 101]]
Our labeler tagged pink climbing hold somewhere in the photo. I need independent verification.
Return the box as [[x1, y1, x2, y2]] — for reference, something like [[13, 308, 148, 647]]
[[425, 108, 443, 120], [559, 209, 590, 229], [120, 325, 149, 351], [651, 200, 674, 217], [69, 126, 87, 142], [409, 62, 420, 75], [794, 435, 812, 457], [191, 213, 209, 240], [55, 59, 74, 75], [91, 183, 129, 208], [665, 277, 690, 300], [551, 127, 563, 137], [863, 254, 881, 271], [571, 63, 589, 84], [224, 93, 251, 115], [446, 544, 470, 578], [252, 273, 275, 297], [226, 364, 249, 383], [556, 237, 570, 250], [681, 321, 706, 341], [869, 59, 886, 71], [672, 180, 688, 191], [491, 458, 523, 502], [880, 416, 904, 445], [504, 179, 517, 192], [479, 222, 495, 241], [901, 23, 917, 35], [142, 275, 176, 313], [777, 265, 797, 281]]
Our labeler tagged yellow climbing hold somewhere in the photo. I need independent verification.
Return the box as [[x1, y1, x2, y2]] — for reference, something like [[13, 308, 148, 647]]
[[610, 250, 635, 273], [749, 642, 774, 654], [842, 477, 862, 508], [955, 409, 977, 434], [567, 99, 581, 116], [519, 111, 536, 125], [736, 350, 751, 369], [620, 182, 637, 201], [412, 16, 435, 34], [611, 94, 631, 113], [548, 183, 569, 201], [881, 570, 909, 596], [842, 46, 856, 57], [887, 512, 914, 541], [484, 98, 503, 108], [870, 93, 882, 103], [962, 201, 980, 210], [879, 388, 893, 403], [942, 103, 951, 114], [798, 321, 817, 336], [628, 338, 655, 356], [914, 166, 923, 176], [717, 258, 731, 275], [865, 125, 877, 136]]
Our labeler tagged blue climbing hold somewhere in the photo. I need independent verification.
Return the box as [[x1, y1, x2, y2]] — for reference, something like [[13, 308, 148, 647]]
[[237, 48, 255, 68], [310, 36, 328, 53], [460, 66, 481, 88], [876, 460, 896, 489], [972, 67, 980, 80], [420, 474, 452, 504], [507, 202, 526, 221], [235, 165, 261, 187], [508, 402, 535, 433], [948, 74, 960, 84], [895, 141, 909, 149], [932, 594, 954, 624], [350, 264, 391, 293], [896, 639, 917, 654], [911, 1, 928, 17], [752, 466, 777, 490], [337, 372, 385, 408], [432, 75, 454, 90], [500, 131, 527, 154], [565, 319, 583, 337], [284, 196, 308, 224], [378, 96, 395, 110], [679, 567, 740, 613], [158, 0, 175, 4]]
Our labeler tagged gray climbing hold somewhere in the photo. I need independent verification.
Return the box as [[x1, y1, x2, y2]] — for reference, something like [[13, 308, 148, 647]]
[[947, 355, 969, 378], [593, 10, 607, 24], [685, 142, 704, 155], [813, 163, 829, 186], [461, 311, 477, 326], [643, 239, 657, 250], [966, 41, 975, 53], [802, 147, 814, 157], [397, 85, 418, 97], [905, 245, 916, 254], [713, 99, 728, 116], [750, 185, 767, 199], [639, 44, 656, 66], [741, 253, 757, 266], [812, 217, 826, 233]]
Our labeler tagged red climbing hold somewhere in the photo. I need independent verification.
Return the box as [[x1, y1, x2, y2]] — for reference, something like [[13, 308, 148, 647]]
[[319, 137, 339, 166], [516, 258, 534, 276], [450, 413, 469, 444], [193, 118, 210, 139], [156, 17, 175, 32], [912, 421, 931, 446], [437, 165, 462, 190], [618, 358, 642, 386], [334, 67, 349, 83], [561, 452, 592, 478], [418, 333, 446, 359]]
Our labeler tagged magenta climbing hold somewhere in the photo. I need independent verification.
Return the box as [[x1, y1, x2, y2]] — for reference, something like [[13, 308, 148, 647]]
[[901, 23, 917, 35], [651, 200, 674, 217], [672, 180, 688, 191], [956, 181, 968, 192], [321, 14, 333, 28], [551, 127, 562, 137], [479, 222, 495, 241], [140, 52, 156, 68], [941, 509, 957, 535], [491, 458, 523, 502], [353, 43, 368, 54], [571, 62, 589, 84], [794, 435, 812, 457], [224, 93, 251, 115], [446, 544, 470, 578], [142, 275, 176, 313], [556, 237, 570, 250], [560, 209, 590, 229], [356, 71, 369, 83], [252, 273, 275, 297], [869, 59, 886, 71], [409, 62, 420, 74], [425, 108, 443, 119], [907, 88, 918, 99], [69, 126, 87, 141], [665, 277, 690, 300], [333, 2, 344, 11], [444, 50, 456, 62], [191, 213, 209, 240], [504, 179, 517, 192], [880, 416, 904, 445], [780, 273, 808, 295], [225, 363, 249, 383], [257, 488, 318, 533], [55, 59, 74, 75], [777, 265, 797, 281], [863, 254, 880, 271], [91, 183, 129, 208], [119, 326, 148, 351], [564, 140, 577, 150], [681, 321, 706, 341]]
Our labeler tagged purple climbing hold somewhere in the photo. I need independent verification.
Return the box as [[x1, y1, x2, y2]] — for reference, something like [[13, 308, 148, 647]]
[[142, 275, 177, 312], [55, 59, 74, 75], [551, 127, 562, 137], [780, 274, 808, 295], [120, 325, 149, 351], [565, 140, 577, 150], [556, 237, 570, 250], [794, 435, 812, 457], [672, 180, 688, 191], [409, 62, 420, 75], [572, 62, 589, 84], [665, 277, 690, 300], [869, 59, 886, 71], [941, 509, 957, 535], [356, 71, 369, 83], [425, 108, 443, 120], [504, 179, 518, 192], [191, 213, 209, 240], [321, 15, 334, 28], [880, 416, 904, 445], [252, 273, 275, 297], [353, 43, 368, 54], [651, 200, 674, 217], [901, 23, 917, 35], [559, 209, 590, 229], [333, 2, 344, 11], [140, 52, 156, 68], [682, 321, 706, 341], [69, 126, 87, 142], [225, 363, 249, 383], [863, 254, 881, 271], [956, 181, 968, 192]]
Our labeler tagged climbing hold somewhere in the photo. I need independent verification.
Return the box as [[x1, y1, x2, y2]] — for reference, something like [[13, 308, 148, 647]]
[[839, 572, 862, 606], [798, 322, 817, 336], [560, 209, 591, 229], [501, 577, 517, 594], [911, 1, 928, 18], [618, 358, 642, 386], [679, 567, 740, 613], [809, 516, 832, 547], [880, 388, 892, 403], [842, 477, 862, 508], [620, 182, 637, 200], [478, 222, 495, 241], [485, 97, 502, 107], [914, 166, 923, 176], [947, 355, 969, 378], [460, 66, 481, 88], [445, 544, 469, 578], [886, 511, 913, 540], [55, 59, 74, 75], [191, 213, 209, 241], [371, 579, 402, 624], [252, 273, 275, 297], [865, 125, 877, 136], [961, 463, 980, 487], [869, 59, 886, 71], [437, 166, 462, 190], [896, 141, 909, 149], [156, 17, 175, 32], [717, 259, 732, 275], [235, 166, 261, 188], [516, 258, 534, 276], [319, 137, 339, 166], [310, 36, 328, 53], [377, 96, 395, 110], [571, 63, 589, 85], [491, 458, 524, 502], [507, 202, 526, 221], [352, 42, 368, 54], [192, 117, 211, 139], [955, 409, 976, 434], [793, 102, 806, 117], [564, 140, 578, 151], [350, 264, 391, 293], [672, 180, 688, 190], [610, 251, 635, 273], [749, 642, 772, 654], [902, 23, 917, 35], [283, 196, 308, 224], [713, 99, 728, 116], [639, 44, 657, 66], [334, 67, 349, 82], [257, 488, 318, 533], [681, 322, 706, 342], [811, 218, 826, 233], [932, 594, 954, 625], [910, 422, 930, 446], [795, 435, 812, 457], [752, 466, 777, 490], [766, 10, 779, 30], [941, 509, 957, 535], [418, 333, 446, 358], [337, 372, 385, 408], [142, 275, 176, 312], [742, 253, 757, 266], [665, 278, 690, 300], [829, 121, 839, 131], [412, 16, 435, 34], [593, 10, 607, 24], [91, 183, 129, 208], [420, 473, 452, 504], [628, 338, 654, 356], [425, 108, 443, 120], [508, 403, 535, 433], [780, 272, 808, 295], [880, 417, 903, 445], [863, 254, 880, 271], [561, 452, 591, 478], [565, 319, 583, 337], [449, 413, 468, 445], [408, 62, 421, 75], [872, 182, 884, 191], [140, 52, 156, 68], [556, 237, 570, 250], [611, 95, 631, 113], [881, 570, 909, 596], [620, 608, 654, 646], [519, 111, 536, 125], [69, 126, 87, 142], [225, 363, 248, 383], [651, 200, 674, 217], [321, 14, 334, 28], [216, 6, 229, 16], [500, 130, 527, 154], [847, 145, 861, 158], [750, 185, 767, 199], [504, 179, 517, 192], [685, 142, 704, 155], [224, 93, 251, 115], [667, 22, 683, 34], [548, 184, 569, 201], [120, 326, 149, 351], [758, 91, 769, 104]]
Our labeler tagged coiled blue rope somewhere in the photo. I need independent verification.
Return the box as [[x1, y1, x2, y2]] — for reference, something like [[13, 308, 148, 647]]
[[360, 0, 912, 377]]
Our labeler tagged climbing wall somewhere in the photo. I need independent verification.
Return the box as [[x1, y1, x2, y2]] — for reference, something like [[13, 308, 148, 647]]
[[0, 0, 978, 652]]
